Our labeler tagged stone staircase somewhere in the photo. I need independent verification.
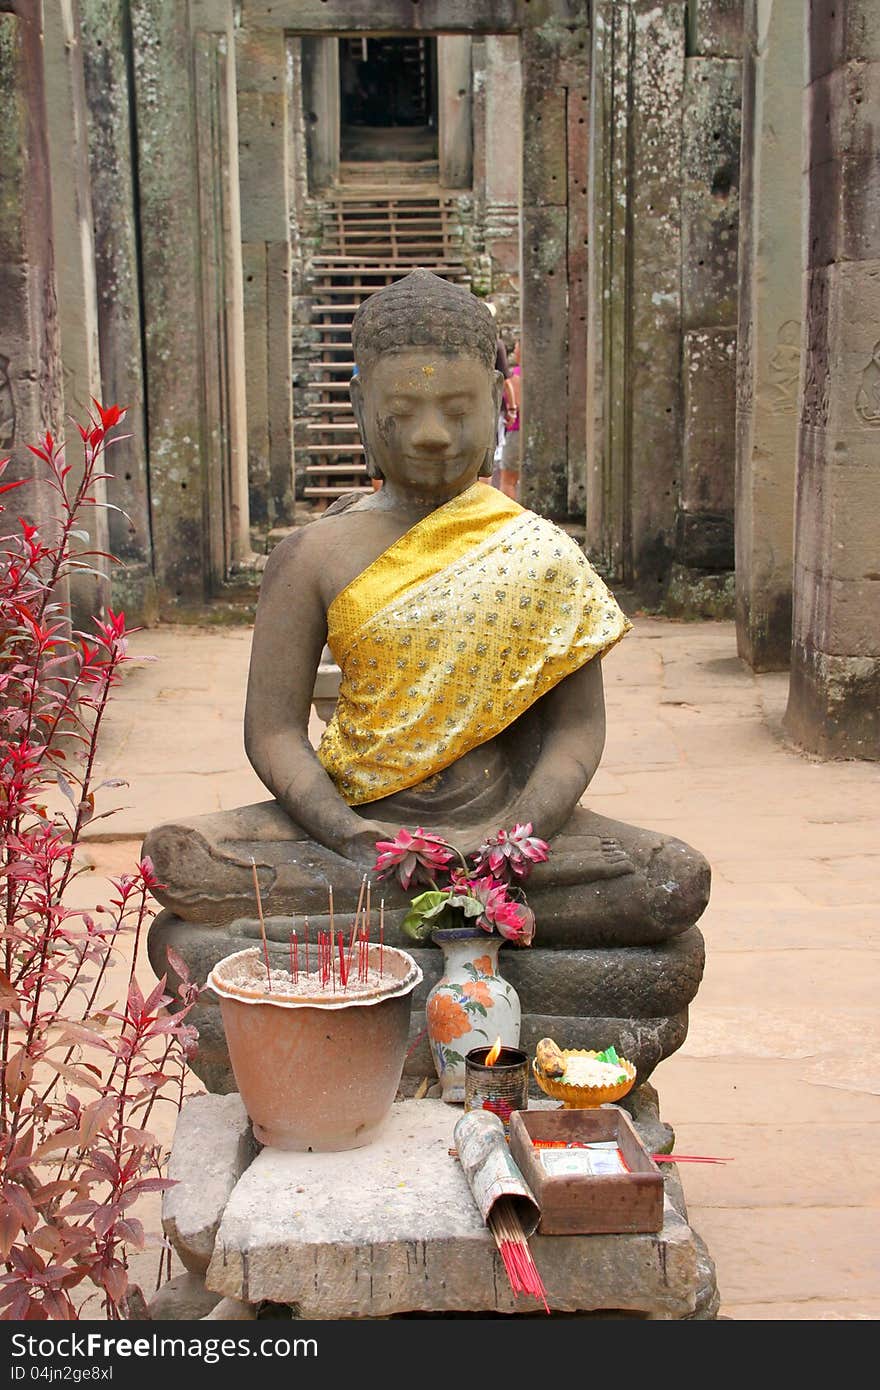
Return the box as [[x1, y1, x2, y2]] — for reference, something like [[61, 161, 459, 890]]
[[302, 190, 469, 503]]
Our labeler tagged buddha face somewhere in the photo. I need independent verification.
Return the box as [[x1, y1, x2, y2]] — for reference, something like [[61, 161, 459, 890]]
[[351, 348, 502, 500]]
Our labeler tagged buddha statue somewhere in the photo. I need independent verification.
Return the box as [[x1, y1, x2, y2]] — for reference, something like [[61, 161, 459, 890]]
[[144, 270, 709, 1091]]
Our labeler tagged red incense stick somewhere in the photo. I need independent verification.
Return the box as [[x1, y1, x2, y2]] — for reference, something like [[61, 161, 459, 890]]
[[379, 899, 384, 978]]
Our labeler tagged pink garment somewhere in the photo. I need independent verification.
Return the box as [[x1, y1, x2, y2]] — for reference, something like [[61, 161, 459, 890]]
[[507, 365, 521, 432]]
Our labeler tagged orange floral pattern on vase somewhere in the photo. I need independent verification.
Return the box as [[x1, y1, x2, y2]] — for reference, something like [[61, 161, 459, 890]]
[[472, 955, 493, 976], [426, 992, 470, 1043], [462, 979, 493, 1008]]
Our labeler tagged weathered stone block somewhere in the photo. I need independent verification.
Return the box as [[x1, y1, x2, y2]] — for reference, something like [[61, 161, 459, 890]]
[[80, 0, 152, 595], [234, 24, 286, 93], [206, 1100, 699, 1317], [682, 326, 737, 520], [520, 203, 569, 518], [628, 1, 686, 603], [809, 0, 880, 82], [735, 1, 803, 671], [687, 0, 745, 57], [664, 565, 736, 620], [675, 513, 735, 572], [148, 1271, 221, 1321], [237, 91, 289, 244], [163, 1092, 257, 1275], [681, 57, 742, 330], [0, 8, 64, 528], [786, 645, 880, 759], [130, 0, 206, 609]]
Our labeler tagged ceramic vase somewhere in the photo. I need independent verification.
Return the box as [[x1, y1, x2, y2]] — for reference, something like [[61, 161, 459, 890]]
[[426, 927, 521, 1103]]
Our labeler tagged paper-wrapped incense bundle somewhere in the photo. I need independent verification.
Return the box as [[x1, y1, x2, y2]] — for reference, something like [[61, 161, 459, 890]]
[[453, 1110, 540, 1234]]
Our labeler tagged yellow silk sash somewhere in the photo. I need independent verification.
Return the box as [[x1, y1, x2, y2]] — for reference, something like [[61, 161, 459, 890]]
[[317, 483, 632, 805]]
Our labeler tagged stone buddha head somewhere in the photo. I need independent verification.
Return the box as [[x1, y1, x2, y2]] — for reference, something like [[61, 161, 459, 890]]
[[349, 268, 503, 499]]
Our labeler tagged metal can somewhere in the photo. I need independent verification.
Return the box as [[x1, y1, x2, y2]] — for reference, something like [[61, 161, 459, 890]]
[[464, 1045, 529, 1137]]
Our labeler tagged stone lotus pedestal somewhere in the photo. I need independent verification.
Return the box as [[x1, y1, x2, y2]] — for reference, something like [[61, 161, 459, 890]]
[[151, 1090, 720, 1321]]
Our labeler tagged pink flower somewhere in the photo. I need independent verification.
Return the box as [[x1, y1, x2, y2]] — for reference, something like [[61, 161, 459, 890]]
[[373, 826, 455, 891], [462, 876, 534, 944], [471, 823, 550, 883], [492, 896, 535, 945]]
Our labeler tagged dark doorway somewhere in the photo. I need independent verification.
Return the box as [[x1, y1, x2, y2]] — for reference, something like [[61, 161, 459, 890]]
[[339, 36, 438, 162]]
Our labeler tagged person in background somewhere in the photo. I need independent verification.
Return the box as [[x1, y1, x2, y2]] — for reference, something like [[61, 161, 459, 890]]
[[485, 302, 516, 490], [497, 337, 522, 500]]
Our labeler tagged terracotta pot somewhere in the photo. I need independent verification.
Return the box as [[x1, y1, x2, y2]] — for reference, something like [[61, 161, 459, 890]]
[[207, 944, 422, 1151]]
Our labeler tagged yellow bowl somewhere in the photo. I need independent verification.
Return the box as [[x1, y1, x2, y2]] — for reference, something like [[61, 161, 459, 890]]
[[532, 1049, 637, 1109]]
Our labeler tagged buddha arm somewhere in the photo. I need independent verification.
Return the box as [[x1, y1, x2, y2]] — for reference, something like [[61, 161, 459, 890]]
[[243, 535, 382, 864], [503, 656, 607, 843]]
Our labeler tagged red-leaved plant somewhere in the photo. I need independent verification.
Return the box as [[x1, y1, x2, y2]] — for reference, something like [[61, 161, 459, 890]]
[[0, 406, 198, 1320]]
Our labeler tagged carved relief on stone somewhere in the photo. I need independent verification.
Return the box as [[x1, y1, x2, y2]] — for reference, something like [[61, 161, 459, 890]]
[[855, 341, 880, 426], [0, 355, 15, 451], [766, 320, 801, 416], [800, 275, 830, 430]]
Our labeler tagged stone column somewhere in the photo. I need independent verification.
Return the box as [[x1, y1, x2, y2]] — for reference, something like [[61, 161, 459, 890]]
[[438, 36, 472, 191], [192, 0, 251, 574], [79, 0, 156, 624], [236, 27, 294, 531], [519, 14, 590, 522], [43, 0, 110, 626], [670, 10, 741, 618], [586, 1, 685, 603], [560, 35, 590, 519], [0, 2, 64, 529], [735, 0, 805, 670], [480, 36, 521, 321], [784, 0, 880, 759], [301, 36, 339, 193], [129, 0, 207, 611]]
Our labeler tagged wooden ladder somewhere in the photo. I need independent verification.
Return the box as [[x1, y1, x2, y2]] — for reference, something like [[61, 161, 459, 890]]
[[303, 192, 470, 504]]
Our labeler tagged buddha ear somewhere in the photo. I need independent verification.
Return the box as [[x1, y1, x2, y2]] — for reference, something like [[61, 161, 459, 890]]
[[349, 372, 383, 481]]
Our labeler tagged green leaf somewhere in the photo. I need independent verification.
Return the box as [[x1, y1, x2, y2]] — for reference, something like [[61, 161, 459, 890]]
[[446, 892, 483, 919], [401, 905, 435, 943], [410, 890, 450, 915]]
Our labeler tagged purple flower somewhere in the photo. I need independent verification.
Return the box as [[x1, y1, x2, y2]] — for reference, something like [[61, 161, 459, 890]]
[[471, 823, 550, 883], [373, 827, 455, 891]]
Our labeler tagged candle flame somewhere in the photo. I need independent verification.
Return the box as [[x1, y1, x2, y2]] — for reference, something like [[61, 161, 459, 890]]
[[486, 1036, 502, 1067]]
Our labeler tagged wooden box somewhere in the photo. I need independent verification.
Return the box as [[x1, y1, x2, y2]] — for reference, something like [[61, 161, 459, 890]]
[[508, 1106, 663, 1235]]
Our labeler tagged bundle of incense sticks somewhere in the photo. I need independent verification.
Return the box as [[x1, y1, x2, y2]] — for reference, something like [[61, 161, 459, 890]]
[[251, 874, 389, 994], [487, 1196, 549, 1313]]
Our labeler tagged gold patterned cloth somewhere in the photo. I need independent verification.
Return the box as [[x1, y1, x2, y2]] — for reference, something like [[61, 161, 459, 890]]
[[317, 483, 632, 806]]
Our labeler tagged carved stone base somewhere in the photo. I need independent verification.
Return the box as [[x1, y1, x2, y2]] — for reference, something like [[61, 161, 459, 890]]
[[155, 1090, 720, 1321]]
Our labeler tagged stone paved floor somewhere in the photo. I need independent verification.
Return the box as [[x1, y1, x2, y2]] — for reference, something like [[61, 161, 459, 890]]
[[74, 618, 880, 1320]]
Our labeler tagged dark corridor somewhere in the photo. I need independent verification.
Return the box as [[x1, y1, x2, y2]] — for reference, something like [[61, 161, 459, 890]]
[[339, 36, 438, 162]]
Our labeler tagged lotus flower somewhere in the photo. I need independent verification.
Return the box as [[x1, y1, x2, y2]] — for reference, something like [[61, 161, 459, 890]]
[[373, 826, 455, 891], [460, 876, 535, 944], [471, 823, 550, 883]]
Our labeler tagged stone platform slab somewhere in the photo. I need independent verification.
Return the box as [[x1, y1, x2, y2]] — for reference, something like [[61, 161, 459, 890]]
[[196, 1098, 702, 1319]]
